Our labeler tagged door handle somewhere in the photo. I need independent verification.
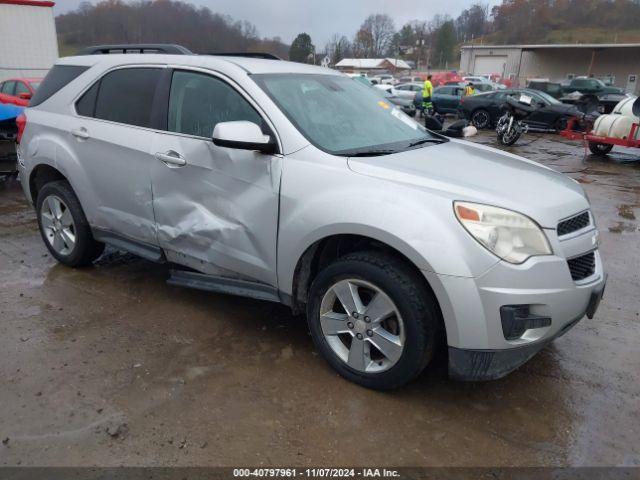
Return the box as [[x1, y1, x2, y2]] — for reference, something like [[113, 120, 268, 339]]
[[71, 128, 89, 140], [155, 150, 187, 167]]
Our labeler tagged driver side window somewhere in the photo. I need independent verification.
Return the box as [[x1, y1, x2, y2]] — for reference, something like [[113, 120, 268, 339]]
[[168, 70, 262, 138]]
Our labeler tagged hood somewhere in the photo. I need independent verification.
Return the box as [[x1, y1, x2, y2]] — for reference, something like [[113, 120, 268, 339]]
[[347, 140, 588, 229]]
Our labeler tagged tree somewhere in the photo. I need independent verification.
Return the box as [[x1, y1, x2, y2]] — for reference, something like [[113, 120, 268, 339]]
[[357, 14, 395, 57], [325, 34, 351, 65], [289, 33, 315, 63], [433, 20, 456, 68]]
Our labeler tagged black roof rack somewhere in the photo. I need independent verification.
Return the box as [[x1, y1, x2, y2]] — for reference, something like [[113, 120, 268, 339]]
[[207, 52, 281, 60], [78, 44, 193, 55]]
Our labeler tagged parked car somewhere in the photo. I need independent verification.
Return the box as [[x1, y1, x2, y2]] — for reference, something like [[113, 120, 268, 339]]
[[393, 82, 423, 99], [459, 89, 581, 131], [0, 78, 41, 106], [463, 76, 502, 91], [353, 77, 415, 116], [432, 85, 465, 114], [372, 74, 396, 85], [17, 49, 605, 389], [562, 77, 624, 96], [527, 79, 564, 99], [528, 79, 627, 114], [397, 75, 423, 84]]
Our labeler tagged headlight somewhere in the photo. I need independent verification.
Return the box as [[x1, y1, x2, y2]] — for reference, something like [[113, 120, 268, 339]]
[[454, 201, 552, 264]]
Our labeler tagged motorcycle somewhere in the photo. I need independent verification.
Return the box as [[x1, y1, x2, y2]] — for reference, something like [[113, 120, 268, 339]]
[[495, 94, 538, 146]]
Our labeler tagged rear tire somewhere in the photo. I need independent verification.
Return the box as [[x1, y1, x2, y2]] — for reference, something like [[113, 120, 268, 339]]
[[588, 142, 613, 156], [471, 109, 491, 129], [306, 251, 441, 390], [36, 180, 104, 267]]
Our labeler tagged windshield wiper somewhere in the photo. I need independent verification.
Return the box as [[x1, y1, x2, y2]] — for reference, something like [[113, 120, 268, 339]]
[[407, 138, 447, 148], [347, 149, 398, 157]]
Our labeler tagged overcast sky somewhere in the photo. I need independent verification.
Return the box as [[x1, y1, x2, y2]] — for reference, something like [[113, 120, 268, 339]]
[[52, 0, 503, 47]]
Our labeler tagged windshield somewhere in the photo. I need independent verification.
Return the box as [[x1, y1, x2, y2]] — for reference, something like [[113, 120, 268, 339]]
[[29, 82, 41, 90], [527, 89, 560, 104], [253, 73, 444, 156]]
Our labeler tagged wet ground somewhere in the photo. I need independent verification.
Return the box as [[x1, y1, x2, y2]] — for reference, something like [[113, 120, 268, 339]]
[[0, 130, 639, 467]]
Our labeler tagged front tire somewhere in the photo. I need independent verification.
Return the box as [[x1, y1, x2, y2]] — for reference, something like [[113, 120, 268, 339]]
[[307, 251, 441, 390], [36, 180, 104, 267]]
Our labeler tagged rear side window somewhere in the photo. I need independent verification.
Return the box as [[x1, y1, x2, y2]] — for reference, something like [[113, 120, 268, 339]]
[[93, 68, 162, 128], [30, 65, 89, 106], [15, 82, 30, 95]]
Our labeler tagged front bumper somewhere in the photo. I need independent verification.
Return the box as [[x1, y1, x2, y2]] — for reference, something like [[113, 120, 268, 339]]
[[423, 224, 606, 381], [448, 274, 606, 381]]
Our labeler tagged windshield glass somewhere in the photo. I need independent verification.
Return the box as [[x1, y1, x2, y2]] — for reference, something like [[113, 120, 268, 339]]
[[527, 89, 560, 104], [253, 74, 442, 156], [29, 82, 41, 90]]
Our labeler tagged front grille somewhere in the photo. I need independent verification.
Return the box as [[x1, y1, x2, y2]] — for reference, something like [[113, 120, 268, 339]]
[[558, 211, 590, 236], [568, 252, 596, 281]]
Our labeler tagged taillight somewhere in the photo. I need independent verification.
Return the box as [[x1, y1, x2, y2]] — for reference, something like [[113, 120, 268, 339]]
[[16, 113, 26, 144]]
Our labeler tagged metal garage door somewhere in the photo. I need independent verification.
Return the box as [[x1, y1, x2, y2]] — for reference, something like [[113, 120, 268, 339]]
[[474, 56, 507, 76]]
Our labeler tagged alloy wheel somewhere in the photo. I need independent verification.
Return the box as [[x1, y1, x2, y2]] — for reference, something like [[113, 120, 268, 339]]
[[40, 195, 76, 256], [319, 279, 405, 373]]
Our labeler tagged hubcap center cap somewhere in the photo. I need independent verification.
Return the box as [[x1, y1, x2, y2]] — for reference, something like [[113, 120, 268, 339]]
[[353, 319, 367, 334]]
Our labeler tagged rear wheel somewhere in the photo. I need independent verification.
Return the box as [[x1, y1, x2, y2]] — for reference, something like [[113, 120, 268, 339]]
[[36, 181, 104, 267], [554, 116, 569, 132], [588, 142, 613, 156], [471, 109, 491, 129], [307, 251, 441, 390]]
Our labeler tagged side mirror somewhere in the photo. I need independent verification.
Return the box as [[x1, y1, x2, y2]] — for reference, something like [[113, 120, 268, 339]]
[[18, 92, 32, 100], [212, 121, 277, 155]]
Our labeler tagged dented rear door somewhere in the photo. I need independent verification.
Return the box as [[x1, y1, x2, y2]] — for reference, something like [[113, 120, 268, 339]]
[[150, 69, 281, 286]]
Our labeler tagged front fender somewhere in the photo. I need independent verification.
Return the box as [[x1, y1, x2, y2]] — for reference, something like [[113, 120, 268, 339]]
[[276, 151, 499, 296]]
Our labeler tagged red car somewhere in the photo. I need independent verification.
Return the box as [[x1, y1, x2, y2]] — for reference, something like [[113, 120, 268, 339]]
[[0, 78, 42, 106]]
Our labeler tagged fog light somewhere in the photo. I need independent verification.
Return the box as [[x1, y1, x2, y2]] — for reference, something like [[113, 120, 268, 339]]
[[500, 305, 551, 340]]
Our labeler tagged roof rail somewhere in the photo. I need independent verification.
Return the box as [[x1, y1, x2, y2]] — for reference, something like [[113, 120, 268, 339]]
[[207, 52, 281, 60], [78, 44, 193, 55]]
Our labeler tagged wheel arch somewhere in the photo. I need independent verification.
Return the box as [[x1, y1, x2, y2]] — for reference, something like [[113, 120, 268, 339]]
[[29, 164, 68, 204], [287, 231, 441, 319]]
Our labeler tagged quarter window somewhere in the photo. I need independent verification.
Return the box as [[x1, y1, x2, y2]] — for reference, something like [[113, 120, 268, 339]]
[[93, 68, 162, 128], [1, 81, 15, 95], [167, 70, 262, 138]]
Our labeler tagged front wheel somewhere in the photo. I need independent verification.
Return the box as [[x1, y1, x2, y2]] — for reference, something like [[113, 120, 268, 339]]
[[36, 181, 105, 267], [307, 251, 441, 390]]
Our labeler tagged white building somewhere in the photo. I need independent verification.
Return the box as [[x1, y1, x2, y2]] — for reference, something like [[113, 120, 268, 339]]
[[0, 0, 59, 82]]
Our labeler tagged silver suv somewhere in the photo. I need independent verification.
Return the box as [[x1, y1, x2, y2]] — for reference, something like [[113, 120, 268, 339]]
[[17, 51, 606, 389]]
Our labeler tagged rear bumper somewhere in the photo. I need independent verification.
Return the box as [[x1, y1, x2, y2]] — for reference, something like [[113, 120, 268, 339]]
[[448, 273, 606, 381]]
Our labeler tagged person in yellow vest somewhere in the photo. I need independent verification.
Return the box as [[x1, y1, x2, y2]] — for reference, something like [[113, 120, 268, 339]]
[[464, 82, 476, 96], [422, 74, 434, 115]]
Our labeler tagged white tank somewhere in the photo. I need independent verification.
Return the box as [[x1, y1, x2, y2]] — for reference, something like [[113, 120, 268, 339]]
[[612, 96, 639, 120], [593, 114, 640, 140]]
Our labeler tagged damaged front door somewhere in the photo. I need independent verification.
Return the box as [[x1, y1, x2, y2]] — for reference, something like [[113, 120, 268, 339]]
[[150, 69, 281, 286]]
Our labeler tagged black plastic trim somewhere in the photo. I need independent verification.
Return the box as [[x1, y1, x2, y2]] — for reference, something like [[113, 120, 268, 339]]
[[92, 228, 164, 262], [167, 270, 281, 303], [500, 305, 552, 340]]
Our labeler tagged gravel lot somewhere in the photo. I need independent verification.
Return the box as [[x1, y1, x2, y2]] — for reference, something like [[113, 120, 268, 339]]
[[1, 129, 639, 467]]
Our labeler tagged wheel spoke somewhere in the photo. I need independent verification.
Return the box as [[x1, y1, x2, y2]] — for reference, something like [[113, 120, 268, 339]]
[[41, 212, 54, 229], [59, 208, 73, 228], [369, 328, 403, 363], [332, 280, 364, 315], [60, 228, 76, 249], [320, 311, 350, 336], [364, 292, 395, 324], [48, 197, 63, 219], [347, 336, 368, 371], [53, 233, 65, 252]]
